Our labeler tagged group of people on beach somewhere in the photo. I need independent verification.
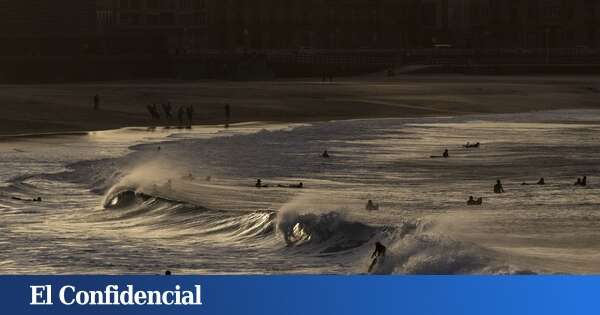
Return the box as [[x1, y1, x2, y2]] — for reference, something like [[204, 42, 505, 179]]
[[146, 103, 195, 127]]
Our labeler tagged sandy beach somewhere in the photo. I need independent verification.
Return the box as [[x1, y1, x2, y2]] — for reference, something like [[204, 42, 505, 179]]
[[2, 75, 600, 136]]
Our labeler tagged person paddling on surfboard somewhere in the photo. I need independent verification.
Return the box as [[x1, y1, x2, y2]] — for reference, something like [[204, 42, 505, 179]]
[[368, 242, 387, 273], [431, 149, 449, 159]]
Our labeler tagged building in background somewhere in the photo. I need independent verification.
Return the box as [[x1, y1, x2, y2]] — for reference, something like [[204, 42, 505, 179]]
[[0, 0, 599, 56], [0, 0, 97, 55], [107, 0, 209, 54]]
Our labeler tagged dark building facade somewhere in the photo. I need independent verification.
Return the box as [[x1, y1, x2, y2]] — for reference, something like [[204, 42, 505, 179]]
[[203, 0, 600, 50], [414, 0, 600, 49], [1, 0, 599, 55], [0, 0, 97, 55]]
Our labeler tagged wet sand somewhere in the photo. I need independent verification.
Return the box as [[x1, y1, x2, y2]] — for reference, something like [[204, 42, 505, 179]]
[[1, 75, 600, 135]]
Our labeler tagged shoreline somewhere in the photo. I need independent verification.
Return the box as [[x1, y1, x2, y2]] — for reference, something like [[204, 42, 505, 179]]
[[1, 75, 600, 137]]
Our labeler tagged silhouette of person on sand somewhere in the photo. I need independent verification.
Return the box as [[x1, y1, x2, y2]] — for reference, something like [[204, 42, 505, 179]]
[[162, 103, 173, 120], [186, 106, 194, 127], [225, 104, 231, 128], [93, 94, 100, 110], [368, 242, 387, 273], [177, 106, 185, 125]]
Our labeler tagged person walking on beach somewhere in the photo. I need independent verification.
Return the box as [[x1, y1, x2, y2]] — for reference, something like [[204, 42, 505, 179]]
[[147, 104, 161, 120], [225, 104, 231, 128], [186, 105, 194, 127], [177, 106, 185, 126], [162, 103, 173, 120], [93, 94, 100, 110]]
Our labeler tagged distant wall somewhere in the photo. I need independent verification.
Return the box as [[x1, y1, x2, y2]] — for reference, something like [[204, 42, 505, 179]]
[[1, 49, 600, 83]]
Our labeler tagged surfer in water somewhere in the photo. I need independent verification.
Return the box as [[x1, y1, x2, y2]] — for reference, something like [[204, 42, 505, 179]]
[[255, 179, 269, 188], [575, 176, 587, 186], [322, 150, 330, 158], [366, 200, 379, 211], [368, 242, 387, 273], [431, 149, 449, 159], [11, 196, 42, 202], [277, 182, 304, 189], [181, 172, 195, 181], [467, 196, 483, 206], [494, 180, 505, 194], [522, 178, 546, 186]]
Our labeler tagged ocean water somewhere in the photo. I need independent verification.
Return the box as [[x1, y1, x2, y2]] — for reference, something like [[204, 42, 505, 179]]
[[1, 110, 600, 275]]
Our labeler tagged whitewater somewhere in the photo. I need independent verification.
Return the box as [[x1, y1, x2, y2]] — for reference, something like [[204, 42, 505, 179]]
[[1, 110, 600, 275]]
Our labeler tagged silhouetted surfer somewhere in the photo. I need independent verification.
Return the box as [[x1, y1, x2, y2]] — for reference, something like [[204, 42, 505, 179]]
[[494, 180, 505, 194], [186, 105, 194, 127], [430, 149, 449, 159], [575, 176, 587, 187], [368, 242, 387, 273], [178, 106, 185, 125], [255, 179, 268, 188], [162, 103, 173, 120], [225, 104, 231, 128], [463, 142, 480, 148], [467, 196, 483, 205], [366, 200, 379, 211], [12, 196, 42, 202], [522, 178, 545, 186], [322, 150, 330, 158]]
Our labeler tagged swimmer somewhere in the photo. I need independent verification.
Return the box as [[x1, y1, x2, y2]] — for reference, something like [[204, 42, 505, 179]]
[[494, 180, 505, 194]]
